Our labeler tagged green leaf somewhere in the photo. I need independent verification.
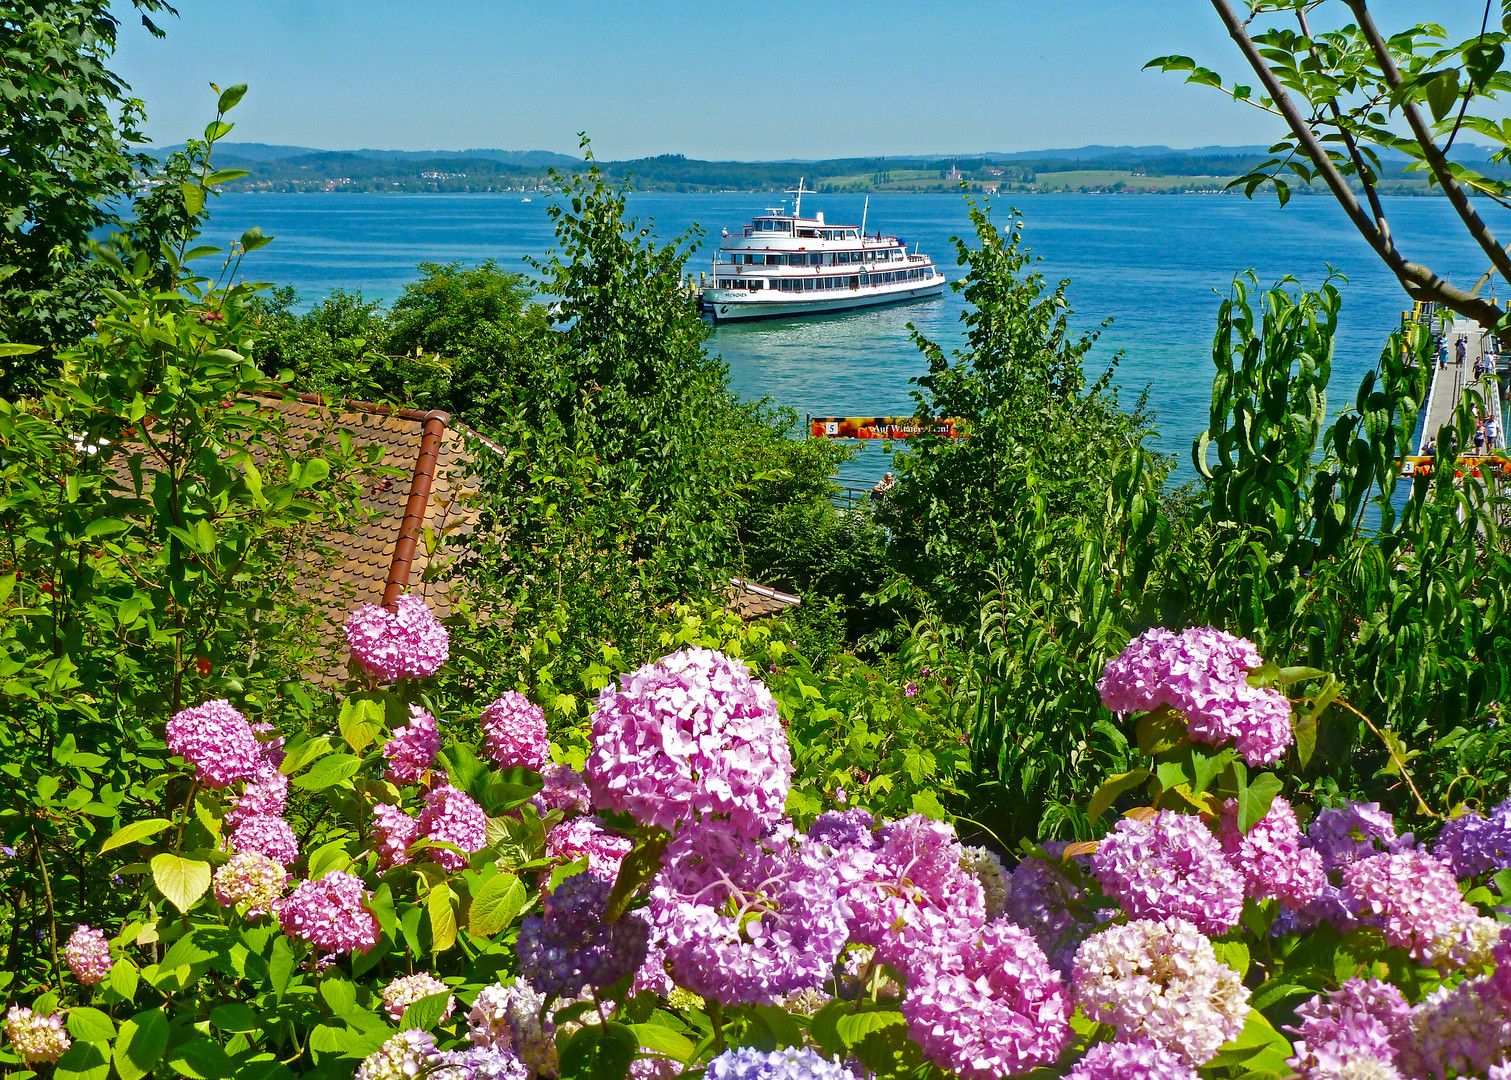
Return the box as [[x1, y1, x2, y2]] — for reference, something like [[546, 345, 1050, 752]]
[[1136, 705, 1186, 754], [399, 992, 455, 1032], [209, 1002, 262, 1032], [292, 752, 362, 791], [0, 342, 44, 356], [1295, 674, 1341, 769], [240, 227, 273, 253], [308, 839, 353, 880], [559, 1022, 638, 1080], [1189, 747, 1234, 795], [279, 736, 332, 776], [1424, 70, 1461, 123], [181, 182, 206, 218], [150, 853, 211, 913], [629, 1024, 696, 1062], [114, 1010, 170, 1080], [101, 818, 170, 854], [1273, 666, 1329, 686], [835, 1010, 906, 1047], [55, 1039, 110, 1080], [166, 1037, 234, 1079], [429, 884, 458, 954], [1155, 760, 1190, 791], [66, 1008, 115, 1042], [319, 977, 358, 1018], [269, 935, 296, 1001], [1215, 940, 1250, 977], [338, 696, 385, 754], [1236, 772, 1284, 833], [1086, 769, 1152, 822], [108, 958, 139, 1000], [607, 833, 670, 922], [469, 872, 529, 936], [217, 83, 248, 113]]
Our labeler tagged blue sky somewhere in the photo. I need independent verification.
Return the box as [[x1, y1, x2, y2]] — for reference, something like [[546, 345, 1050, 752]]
[[112, 1, 1493, 159]]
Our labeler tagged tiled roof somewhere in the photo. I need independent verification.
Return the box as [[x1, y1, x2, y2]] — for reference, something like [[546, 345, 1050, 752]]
[[248, 394, 485, 674], [726, 577, 802, 620]]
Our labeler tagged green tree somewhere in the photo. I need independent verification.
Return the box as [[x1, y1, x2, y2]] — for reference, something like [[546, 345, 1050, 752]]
[[0, 0, 176, 390]]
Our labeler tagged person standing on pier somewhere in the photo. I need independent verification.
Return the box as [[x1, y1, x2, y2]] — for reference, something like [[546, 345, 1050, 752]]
[[1490, 417, 1502, 451], [1457, 336, 1468, 367]]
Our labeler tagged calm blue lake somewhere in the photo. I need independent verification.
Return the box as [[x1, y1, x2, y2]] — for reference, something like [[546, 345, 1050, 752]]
[[204, 191, 1507, 483]]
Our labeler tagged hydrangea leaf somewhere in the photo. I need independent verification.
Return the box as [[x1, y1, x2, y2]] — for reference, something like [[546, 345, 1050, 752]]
[[100, 818, 170, 854], [399, 992, 453, 1033], [150, 853, 211, 913], [469, 871, 528, 937]]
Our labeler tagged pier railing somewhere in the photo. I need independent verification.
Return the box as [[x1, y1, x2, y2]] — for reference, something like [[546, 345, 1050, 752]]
[[830, 477, 877, 511]]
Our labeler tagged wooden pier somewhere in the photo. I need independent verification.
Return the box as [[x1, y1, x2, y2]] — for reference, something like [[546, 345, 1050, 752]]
[[1416, 317, 1505, 457]]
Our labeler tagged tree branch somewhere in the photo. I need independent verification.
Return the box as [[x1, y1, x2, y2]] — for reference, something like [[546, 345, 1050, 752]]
[[1344, 0, 1511, 288], [1210, 0, 1505, 332]]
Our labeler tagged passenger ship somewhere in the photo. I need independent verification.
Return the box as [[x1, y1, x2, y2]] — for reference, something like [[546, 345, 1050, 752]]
[[699, 182, 946, 322]]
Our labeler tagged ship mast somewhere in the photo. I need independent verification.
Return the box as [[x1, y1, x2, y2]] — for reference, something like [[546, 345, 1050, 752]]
[[785, 178, 812, 218], [860, 195, 869, 239]]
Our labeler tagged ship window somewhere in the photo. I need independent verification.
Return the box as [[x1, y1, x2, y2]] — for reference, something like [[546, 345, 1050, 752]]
[[850, 276, 859, 287]]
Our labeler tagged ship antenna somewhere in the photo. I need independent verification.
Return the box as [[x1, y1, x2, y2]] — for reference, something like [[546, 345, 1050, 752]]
[[785, 177, 810, 218], [860, 195, 869, 239]]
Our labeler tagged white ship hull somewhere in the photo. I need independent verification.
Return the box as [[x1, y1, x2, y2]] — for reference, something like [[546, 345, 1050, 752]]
[[702, 277, 946, 322]]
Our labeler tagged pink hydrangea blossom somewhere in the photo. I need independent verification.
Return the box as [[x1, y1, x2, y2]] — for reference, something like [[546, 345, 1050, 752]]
[[1097, 627, 1292, 765], [901, 920, 1071, 1079], [532, 764, 592, 816], [275, 870, 379, 959], [166, 699, 264, 788], [585, 648, 790, 837], [230, 813, 299, 865], [384, 704, 440, 783], [545, 817, 632, 879], [1072, 918, 1249, 1067], [419, 782, 487, 872], [1285, 979, 1411, 1080], [214, 851, 288, 915], [343, 593, 449, 681], [633, 936, 676, 999], [1091, 811, 1244, 935], [1340, 849, 1478, 964], [480, 692, 549, 771], [371, 803, 421, 870], [64, 925, 112, 985], [1217, 796, 1325, 909], [382, 972, 455, 1023], [650, 820, 850, 1005], [1065, 1041, 1200, 1080], [820, 813, 987, 975], [5, 1006, 69, 1063], [225, 766, 289, 830]]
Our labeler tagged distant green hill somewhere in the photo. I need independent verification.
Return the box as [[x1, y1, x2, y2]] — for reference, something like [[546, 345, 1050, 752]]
[[170, 144, 1507, 195]]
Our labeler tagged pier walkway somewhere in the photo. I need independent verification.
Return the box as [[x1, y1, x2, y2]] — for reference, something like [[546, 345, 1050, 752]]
[[1417, 318, 1505, 456]]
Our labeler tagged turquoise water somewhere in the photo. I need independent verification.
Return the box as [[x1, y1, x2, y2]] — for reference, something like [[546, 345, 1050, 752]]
[[207, 191, 1508, 482]]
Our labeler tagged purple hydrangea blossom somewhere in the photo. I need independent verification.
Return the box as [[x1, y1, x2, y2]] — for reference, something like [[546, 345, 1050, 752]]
[[1436, 801, 1511, 878], [229, 813, 299, 864], [545, 817, 632, 880], [807, 809, 878, 851], [1340, 849, 1478, 964], [1399, 975, 1511, 1080], [1065, 1041, 1200, 1080], [1004, 846, 1103, 977], [901, 920, 1071, 1079], [1072, 918, 1250, 1067], [433, 1045, 531, 1080], [480, 692, 549, 771], [1091, 811, 1244, 935], [344, 593, 449, 681], [704, 1046, 855, 1080], [585, 648, 790, 837], [1285, 979, 1412, 1080], [371, 803, 421, 870], [650, 820, 849, 1005], [1306, 801, 1406, 871], [384, 704, 440, 783], [64, 925, 112, 985], [531, 764, 592, 816], [1097, 627, 1293, 765], [632, 936, 676, 999], [1217, 796, 1326, 909], [419, 782, 488, 872], [166, 699, 264, 788], [517, 872, 649, 996], [275, 870, 379, 959], [820, 813, 987, 976]]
